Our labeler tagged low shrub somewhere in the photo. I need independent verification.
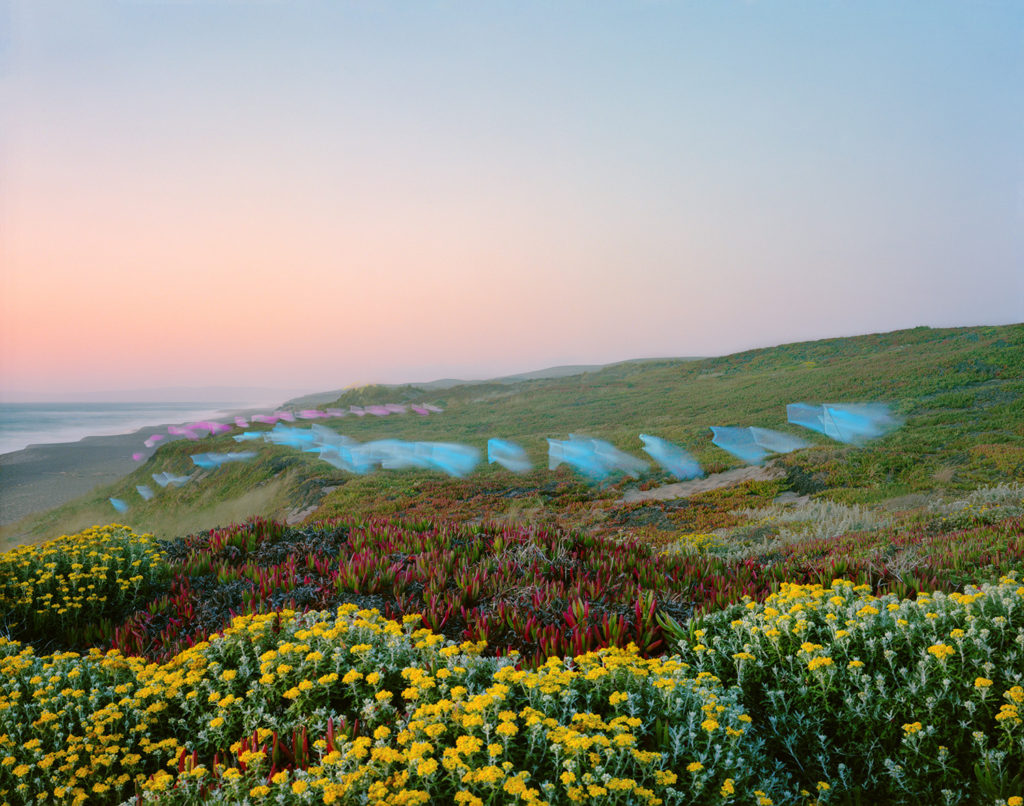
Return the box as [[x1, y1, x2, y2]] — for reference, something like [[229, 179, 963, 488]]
[[0, 525, 166, 650], [1, 606, 780, 806], [671, 577, 1024, 804]]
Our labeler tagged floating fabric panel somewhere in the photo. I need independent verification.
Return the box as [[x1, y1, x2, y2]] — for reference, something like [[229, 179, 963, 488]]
[[788, 402, 902, 444], [575, 435, 648, 479], [190, 420, 231, 435], [548, 438, 606, 478], [316, 446, 357, 473], [549, 435, 647, 480], [190, 451, 257, 469], [823, 403, 902, 443], [372, 440, 433, 471], [749, 427, 809, 455], [420, 442, 481, 477], [167, 425, 200, 440], [710, 426, 771, 465], [639, 434, 703, 479], [488, 438, 532, 473], [264, 424, 317, 448], [310, 424, 356, 447], [152, 471, 191, 487], [786, 403, 829, 437]]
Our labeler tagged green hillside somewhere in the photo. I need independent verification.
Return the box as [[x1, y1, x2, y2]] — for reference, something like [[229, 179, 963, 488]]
[[4, 323, 1022, 547], [3, 324, 1024, 805]]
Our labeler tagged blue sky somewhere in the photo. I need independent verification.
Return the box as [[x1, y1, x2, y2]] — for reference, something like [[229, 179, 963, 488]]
[[2, 0, 1022, 399]]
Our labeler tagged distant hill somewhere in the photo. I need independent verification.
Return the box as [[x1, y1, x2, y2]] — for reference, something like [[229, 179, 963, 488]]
[[283, 358, 706, 406], [4, 323, 1022, 547]]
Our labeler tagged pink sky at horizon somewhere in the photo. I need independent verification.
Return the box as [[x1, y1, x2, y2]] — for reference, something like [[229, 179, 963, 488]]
[[2, 2, 1022, 402]]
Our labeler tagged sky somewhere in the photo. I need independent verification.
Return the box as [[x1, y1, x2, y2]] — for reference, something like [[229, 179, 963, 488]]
[[2, 0, 1022, 402]]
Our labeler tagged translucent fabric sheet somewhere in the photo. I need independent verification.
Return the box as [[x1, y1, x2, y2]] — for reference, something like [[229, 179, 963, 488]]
[[749, 427, 809, 454], [548, 435, 648, 480], [487, 438, 533, 473], [639, 434, 703, 479], [787, 402, 901, 444], [710, 426, 771, 465], [190, 451, 257, 469], [152, 472, 191, 488]]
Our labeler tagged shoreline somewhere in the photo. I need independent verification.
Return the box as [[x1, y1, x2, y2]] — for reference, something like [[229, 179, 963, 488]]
[[0, 402, 253, 457], [0, 407, 276, 527]]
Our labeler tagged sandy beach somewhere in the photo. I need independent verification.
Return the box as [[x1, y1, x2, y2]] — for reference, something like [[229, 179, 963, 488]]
[[0, 430, 161, 526], [0, 406, 275, 527]]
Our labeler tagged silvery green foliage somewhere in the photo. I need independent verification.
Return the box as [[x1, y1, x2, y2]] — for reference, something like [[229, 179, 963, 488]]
[[720, 499, 892, 561], [752, 499, 890, 541], [675, 578, 1024, 804], [924, 484, 1024, 531], [931, 483, 1024, 510]]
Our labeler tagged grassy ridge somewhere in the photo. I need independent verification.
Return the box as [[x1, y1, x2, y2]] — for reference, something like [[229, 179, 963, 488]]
[[4, 323, 1022, 546], [2, 324, 1024, 804]]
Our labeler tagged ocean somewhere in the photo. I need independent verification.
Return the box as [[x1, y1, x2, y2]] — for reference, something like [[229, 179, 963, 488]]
[[0, 402, 244, 456]]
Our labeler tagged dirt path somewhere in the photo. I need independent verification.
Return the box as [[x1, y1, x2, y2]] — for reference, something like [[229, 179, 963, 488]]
[[620, 463, 786, 504]]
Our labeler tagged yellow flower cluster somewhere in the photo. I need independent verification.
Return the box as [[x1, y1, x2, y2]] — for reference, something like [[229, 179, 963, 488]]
[[4, 518, 1022, 806], [2, 601, 765, 805], [926, 643, 955, 660], [0, 637, 179, 805], [662, 532, 724, 557], [0, 525, 164, 641], [678, 575, 1024, 800]]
